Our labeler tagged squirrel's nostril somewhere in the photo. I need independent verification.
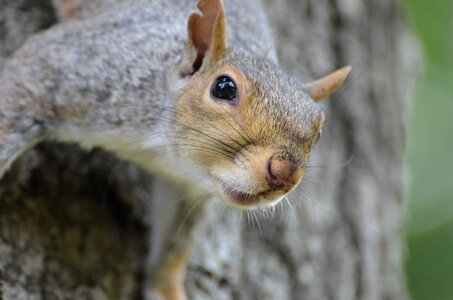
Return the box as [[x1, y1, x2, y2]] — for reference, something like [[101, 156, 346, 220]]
[[266, 158, 293, 189], [267, 159, 278, 181]]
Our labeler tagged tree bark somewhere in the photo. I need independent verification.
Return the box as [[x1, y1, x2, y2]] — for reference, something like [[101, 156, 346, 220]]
[[0, 0, 418, 299]]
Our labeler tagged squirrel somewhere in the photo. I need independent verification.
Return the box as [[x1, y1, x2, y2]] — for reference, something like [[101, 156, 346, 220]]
[[0, 0, 351, 299]]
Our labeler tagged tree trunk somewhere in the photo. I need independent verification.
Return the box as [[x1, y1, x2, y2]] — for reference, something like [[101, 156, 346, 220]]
[[0, 0, 418, 299]]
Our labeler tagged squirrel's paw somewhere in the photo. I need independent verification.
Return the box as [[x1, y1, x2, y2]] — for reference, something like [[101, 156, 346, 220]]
[[150, 280, 187, 300], [149, 250, 189, 300]]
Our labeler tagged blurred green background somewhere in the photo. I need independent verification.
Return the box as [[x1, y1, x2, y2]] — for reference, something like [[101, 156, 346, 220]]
[[401, 0, 453, 299]]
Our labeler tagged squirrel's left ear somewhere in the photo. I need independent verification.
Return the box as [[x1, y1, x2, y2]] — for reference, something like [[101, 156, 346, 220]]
[[180, 0, 227, 77], [306, 66, 352, 101]]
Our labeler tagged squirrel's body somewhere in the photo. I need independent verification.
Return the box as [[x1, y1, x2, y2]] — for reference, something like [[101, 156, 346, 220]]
[[0, 0, 274, 185], [0, 0, 350, 298]]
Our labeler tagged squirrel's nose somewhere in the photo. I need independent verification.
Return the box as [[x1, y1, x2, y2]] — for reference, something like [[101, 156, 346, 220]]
[[266, 158, 301, 190]]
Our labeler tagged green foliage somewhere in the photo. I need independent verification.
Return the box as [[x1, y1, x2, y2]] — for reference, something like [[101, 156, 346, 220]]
[[407, 219, 453, 300], [401, 0, 453, 299]]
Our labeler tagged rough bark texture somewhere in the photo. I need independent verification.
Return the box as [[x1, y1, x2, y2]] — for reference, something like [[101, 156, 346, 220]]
[[0, 0, 58, 70], [0, 0, 418, 299]]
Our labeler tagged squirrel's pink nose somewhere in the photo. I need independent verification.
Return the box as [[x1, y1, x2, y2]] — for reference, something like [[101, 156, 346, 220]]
[[266, 158, 301, 190]]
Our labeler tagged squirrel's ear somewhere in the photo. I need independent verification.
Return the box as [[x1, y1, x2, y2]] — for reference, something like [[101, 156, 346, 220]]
[[306, 66, 352, 101], [180, 0, 227, 77]]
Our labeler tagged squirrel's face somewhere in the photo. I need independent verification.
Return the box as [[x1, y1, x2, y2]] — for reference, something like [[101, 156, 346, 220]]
[[173, 0, 349, 209], [175, 50, 325, 209]]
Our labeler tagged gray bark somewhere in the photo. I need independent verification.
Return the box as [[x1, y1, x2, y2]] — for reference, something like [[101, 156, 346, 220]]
[[0, 0, 58, 70], [0, 0, 418, 299]]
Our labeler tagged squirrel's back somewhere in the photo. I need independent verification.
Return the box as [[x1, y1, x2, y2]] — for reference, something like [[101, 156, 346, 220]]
[[0, 0, 276, 129]]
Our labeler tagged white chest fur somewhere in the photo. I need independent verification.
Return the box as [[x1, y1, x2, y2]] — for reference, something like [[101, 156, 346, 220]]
[[55, 125, 212, 194]]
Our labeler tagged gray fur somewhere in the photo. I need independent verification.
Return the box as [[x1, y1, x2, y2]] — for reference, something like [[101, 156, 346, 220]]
[[0, 0, 280, 175]]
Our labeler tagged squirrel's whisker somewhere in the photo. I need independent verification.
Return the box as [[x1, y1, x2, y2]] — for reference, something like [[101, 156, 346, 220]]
[[175, 197, 207, 238], [103, 97, 254, 160], [257, 31, 281, 74], [137, 143, 236, 163], [214, 104, 257, 149], [252, 210, 263, 234], [106, 101, 252, 165], [100, 127, 240, 165], [164, 188, 213, 212], [305, 150, 355, 169], [203, 103, 254, 149], [153, 112, 247, 160], [135, 90, 250, 150], [331, 68, 365, 103]]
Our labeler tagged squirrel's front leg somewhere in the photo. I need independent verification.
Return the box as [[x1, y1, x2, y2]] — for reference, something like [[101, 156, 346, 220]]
[[0, 61, 57, 179], [0, 112, 44, 179], [151, 251, 189, 300], [147, 178, 210, 300]]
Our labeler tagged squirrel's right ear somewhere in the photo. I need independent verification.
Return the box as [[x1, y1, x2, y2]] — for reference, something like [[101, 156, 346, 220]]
[[179, 0, 227, 77]]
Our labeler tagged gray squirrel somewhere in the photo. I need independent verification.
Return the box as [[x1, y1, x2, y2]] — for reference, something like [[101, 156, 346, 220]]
[[0, 0, 350, 299]]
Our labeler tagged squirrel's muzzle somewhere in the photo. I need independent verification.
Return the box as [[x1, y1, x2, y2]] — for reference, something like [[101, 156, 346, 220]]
[[211, 144, 306, 209]]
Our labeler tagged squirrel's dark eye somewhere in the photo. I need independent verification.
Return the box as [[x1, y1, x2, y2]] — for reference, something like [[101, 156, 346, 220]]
[[314, 129, 322, 144], [211, 76, 237, 101]]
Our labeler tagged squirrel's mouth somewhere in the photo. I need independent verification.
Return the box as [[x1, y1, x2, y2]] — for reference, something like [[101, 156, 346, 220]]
[[219, 186, 284, 209]]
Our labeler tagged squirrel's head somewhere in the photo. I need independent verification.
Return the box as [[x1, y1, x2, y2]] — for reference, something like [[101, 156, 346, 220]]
[[173, 0, 351, 209]]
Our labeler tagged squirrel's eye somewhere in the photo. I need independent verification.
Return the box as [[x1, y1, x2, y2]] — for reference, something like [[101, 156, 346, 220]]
[[314, 129, 322, 144], [211, 76, 237, 101]]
